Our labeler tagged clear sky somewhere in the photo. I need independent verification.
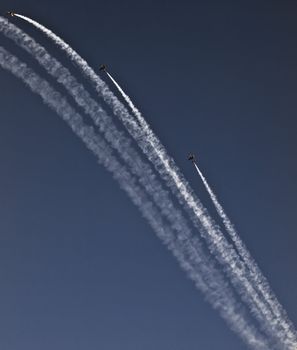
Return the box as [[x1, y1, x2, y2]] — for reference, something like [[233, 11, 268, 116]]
[[0, 1, 296, 349]]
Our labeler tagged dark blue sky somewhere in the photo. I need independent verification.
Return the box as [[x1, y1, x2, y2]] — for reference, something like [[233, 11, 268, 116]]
[[0, 1, 296, 349]]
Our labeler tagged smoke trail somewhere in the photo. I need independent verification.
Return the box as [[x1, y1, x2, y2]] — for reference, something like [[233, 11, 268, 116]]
[[0, 19, 270, 346], [106, 71, 143, 127], [0, 18, 199, 260], [193, 161, 293, 332], [0, 46, 270, 350], [0, 18, 269, 348], [104, 73, 297, 349], [12, 15, 297, 348]]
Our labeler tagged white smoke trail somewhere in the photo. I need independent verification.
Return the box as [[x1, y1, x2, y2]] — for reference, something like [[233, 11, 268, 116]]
[[0, 46, 270, 350], [0, 18, 264, 346], [104, 73, 297, 349], [193, 161, 293, 330], [12, 15, 297, 348], [0, 20, 265, 344], [106, 71, 143, 127], [0, 19, 192, 251]]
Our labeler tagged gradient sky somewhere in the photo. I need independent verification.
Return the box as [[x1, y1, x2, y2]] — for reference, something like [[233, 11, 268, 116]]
[[0, 1, 296, 349]]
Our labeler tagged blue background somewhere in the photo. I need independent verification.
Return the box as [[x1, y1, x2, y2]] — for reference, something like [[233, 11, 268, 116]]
[[0, 1, 296, 349]]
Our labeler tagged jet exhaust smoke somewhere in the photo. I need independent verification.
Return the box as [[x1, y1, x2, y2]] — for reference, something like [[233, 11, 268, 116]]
[[0, 19, 268, 346], [192, 160, 296, 337], [4, 14, 297, 349], [104, 72, 297, 348], [0, 45, 271, 350]]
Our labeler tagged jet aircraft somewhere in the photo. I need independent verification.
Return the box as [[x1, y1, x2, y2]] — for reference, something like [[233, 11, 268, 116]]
[[6, 11, 15, 16], [188, 154, 196, 163], [99, 64, 107, 72]]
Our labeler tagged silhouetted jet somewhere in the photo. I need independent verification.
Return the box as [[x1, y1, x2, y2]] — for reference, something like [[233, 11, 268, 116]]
[[6, 11, 15, 17], [188, 154, 196, 163], [99, 64, 106, 72]]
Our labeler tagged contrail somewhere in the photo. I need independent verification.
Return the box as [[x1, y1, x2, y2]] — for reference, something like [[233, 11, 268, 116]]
[[0, 18, 265, 346], [0, 46, 270, 350], [106, 72, 297, 349], [192, 160, 292, 328], [0, 19, 270, 346], [11, 15, 297, 348], [105, 71, 143, 128]]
